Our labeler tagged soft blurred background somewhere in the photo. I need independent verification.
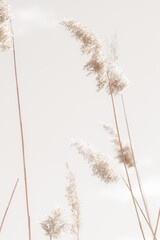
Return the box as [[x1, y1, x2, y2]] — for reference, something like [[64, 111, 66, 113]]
[[0, 0, 159, 239]]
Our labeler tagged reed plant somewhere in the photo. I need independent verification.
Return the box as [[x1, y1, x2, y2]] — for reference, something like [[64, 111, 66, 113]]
[[0, 1, 31, 239], [60, 19, 160, 240], [41, 163, 80, 240], [0, 1, 159, 239]]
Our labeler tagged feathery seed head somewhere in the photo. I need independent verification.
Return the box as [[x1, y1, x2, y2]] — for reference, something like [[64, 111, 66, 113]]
[[0, 0, 12, 50], [107, 63, 128, 95], [61, 19, 128, 94], [101, 123, 117, 138], [0, 0, 11, 24], [60, 19, 102, 55], [72, 140, 119, 183], [65, 163, 80, 235], [0, 23, 12, 50], [40, 208, 67, 239], [102, 123, 134, 167], [116, 143, 134, 167], [92, 160, 119, 183]]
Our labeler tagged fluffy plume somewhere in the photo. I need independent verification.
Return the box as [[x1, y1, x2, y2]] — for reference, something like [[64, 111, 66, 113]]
[[116, 143, 134, 167], [0, 23, 12, 50], [40, 208, 67, 240], [0, 0, 11, 23], [60, 19, 127, 94], [72, 140, 119, 183], [102, 123, 134, 167], [66, 163, 80, 237], [0, 0, 12, 50]]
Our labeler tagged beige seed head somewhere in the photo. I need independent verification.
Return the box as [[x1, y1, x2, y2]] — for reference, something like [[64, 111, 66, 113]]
[[0, 0, 12, 50], [72, 140, 119, 183], [107, 63, 128, 95], [0, 23, 12, 50], [61, 19, 127, 94], [0, 0, 11, 24], [116, 143, 134, 167], [65, 163, 80, 236], [102, 123, 134, 167], [40, 208, 67, 240]]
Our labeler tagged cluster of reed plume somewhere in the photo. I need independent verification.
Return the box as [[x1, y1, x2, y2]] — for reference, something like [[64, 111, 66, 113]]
[[41, 20, 160, 240], [0, 1, 159, 240]]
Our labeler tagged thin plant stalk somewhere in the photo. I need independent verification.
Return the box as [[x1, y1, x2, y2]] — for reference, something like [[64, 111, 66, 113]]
[[122, 177, 157, 238], [10, 20, 31, 240], [108, 80, 146, 240], [154, 209, 160, 237], [0, 178, 19, 231], [121, 94, 152, 224], [121, 94, 157, 239]]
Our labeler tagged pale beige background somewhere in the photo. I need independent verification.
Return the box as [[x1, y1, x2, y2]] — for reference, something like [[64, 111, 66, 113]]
[[0, 0, 159, 239]]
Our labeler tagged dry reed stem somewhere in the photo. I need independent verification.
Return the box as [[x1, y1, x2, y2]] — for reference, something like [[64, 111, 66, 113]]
[[108, 80, 146, 240], [154, 209, 160, 237], [121, 94, 152, 225], [122, 176, 157, 238], [10, 20, 31, 240], [0, 178, 19, 231], [121, 94, 157, 239]]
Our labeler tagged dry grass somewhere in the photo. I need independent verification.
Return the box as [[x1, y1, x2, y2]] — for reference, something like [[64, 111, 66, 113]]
[[0, 2, 159, 240], [61, 19, 160, 240]]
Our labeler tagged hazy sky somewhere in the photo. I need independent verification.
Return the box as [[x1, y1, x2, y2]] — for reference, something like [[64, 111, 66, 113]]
[[0, 0, 160, 239]]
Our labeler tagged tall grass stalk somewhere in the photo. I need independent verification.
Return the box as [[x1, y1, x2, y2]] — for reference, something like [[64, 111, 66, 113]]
[[108, 80, 146, 240], [122, 176, 157, 237], [121, 94, 156, 239], [0, 178, 19, 231], [10, 20, 31, 240], [154, 209, 160, 237]]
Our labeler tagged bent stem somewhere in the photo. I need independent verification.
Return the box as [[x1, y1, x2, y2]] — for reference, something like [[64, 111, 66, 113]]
[[0, 178, 19, 232], [10, 21, 31, 240], [121, 94, 152, 226], [108, 80, 145, 240]]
